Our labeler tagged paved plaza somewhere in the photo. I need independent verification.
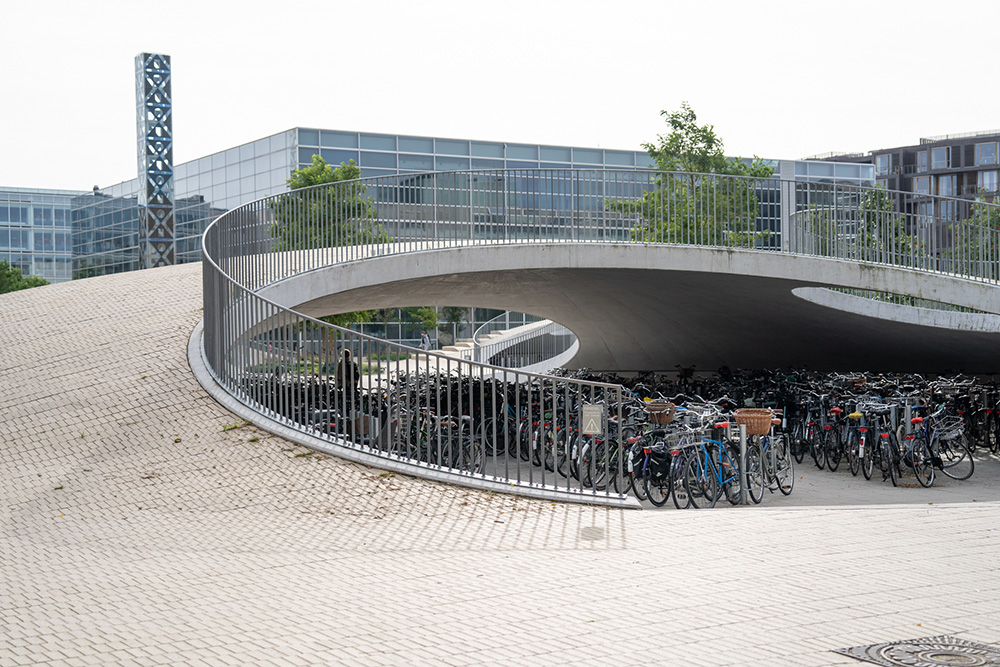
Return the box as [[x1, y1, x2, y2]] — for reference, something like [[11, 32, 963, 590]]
[[3, 262, 1000, 666]]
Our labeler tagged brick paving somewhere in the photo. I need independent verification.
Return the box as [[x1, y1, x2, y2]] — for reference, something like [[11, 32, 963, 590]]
[[3, 262, 1000, 666]]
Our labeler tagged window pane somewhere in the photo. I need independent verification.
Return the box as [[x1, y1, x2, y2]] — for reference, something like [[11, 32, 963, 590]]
[[471, 157, 503, 169], [574, 148, 602, 164], [360, 134, 395, 151], [298, 147, 317, 164], [976, 142, 997, 166], [932, 147, 949, 169], [360, 151, 396, 169], [399, 136, 433, 153], [435, 156, 470, 171], [605, 150, 634, 166], [436, 139, 469, 156], [399, 154, 434, 170], [914, 177, 930, 195], [320, 148, 359, 166], [917, 151, 928, 172], [809, 163, 834, 177], [298, 129, 320, 146], [505, 160, 537, 169], [875, 155, 890, 176], [835, 164, 860, 178], [471, 142, 504, 158], [507, 144, 537, 160], [937, 175, 954, 196], [321, 131, 358, 148], [540, 146, 571, 162], [979, 170, 998, 192]]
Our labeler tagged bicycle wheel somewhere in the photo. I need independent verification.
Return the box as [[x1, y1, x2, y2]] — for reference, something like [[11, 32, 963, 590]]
[[671, 452, 691, 509], [809, 428, 826, 470], [541, 428, 559, 473], [745, 441, 764, 504], [825, 427, 843, 472], [517, 421, 532, 462], [885, 435, 898, 487], [719, 443, 743, 505], [988, 412, 1000, 454], [861, 431, 874, 480], [937, 434, 974, 480], [581, 439, 599, 489], [792, 424, 806, 464], [910, 435, 935, 488], [846, 427, 861, 477], [629, 451, 649, 502], [685, 454, 718, 509], [773, 434, 794, 495], [644, 468, 671, 507]]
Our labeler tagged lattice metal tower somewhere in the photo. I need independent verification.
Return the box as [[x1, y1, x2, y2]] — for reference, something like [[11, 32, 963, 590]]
[[135, 53, 174, 268]]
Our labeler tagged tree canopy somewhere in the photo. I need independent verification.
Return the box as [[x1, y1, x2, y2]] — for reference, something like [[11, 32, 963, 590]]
[[270, 155, 389, 250], [608, 102, 774, 246], [643, 102, 772, 178], [0, 261, 49, 294]]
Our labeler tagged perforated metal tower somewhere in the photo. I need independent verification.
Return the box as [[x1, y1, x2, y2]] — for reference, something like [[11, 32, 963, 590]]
[[135, 53, 174, 268]]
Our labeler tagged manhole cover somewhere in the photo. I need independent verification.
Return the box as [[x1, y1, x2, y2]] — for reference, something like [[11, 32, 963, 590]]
[[834, 635, 1000, 666]]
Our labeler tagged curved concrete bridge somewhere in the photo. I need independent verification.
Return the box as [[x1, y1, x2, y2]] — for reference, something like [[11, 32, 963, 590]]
[[197, 168, 1000, 505], [269, 242, 1000, 374]]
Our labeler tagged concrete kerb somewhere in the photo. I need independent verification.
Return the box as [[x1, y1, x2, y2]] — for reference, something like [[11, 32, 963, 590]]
[[188, 320, 641, 510]]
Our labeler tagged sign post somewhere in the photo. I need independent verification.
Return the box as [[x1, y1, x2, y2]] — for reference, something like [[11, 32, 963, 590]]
[[581, 404, 603, 437]]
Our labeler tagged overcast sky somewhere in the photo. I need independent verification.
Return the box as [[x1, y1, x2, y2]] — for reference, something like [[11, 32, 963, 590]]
[[3, 0, 997, 191]]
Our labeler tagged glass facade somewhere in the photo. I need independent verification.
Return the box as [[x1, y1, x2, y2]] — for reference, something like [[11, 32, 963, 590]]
[[7, 127, 874, 281], [0, 187, 78, 283], [792, 160, 875, 184]]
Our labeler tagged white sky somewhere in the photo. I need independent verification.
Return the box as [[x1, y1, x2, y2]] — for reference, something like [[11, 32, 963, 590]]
[[3, 0, 998, 191]]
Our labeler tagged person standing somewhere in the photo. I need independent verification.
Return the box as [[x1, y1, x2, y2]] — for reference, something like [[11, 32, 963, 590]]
[[336, 349, 360, 411]]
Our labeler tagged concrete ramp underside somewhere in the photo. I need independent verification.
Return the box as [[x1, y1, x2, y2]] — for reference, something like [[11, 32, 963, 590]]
[[273, 245, 1000, 374]]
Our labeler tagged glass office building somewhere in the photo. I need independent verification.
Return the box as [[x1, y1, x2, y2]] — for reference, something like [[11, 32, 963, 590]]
[[5, 127, 875, 281], [0, 187, 80, 283]]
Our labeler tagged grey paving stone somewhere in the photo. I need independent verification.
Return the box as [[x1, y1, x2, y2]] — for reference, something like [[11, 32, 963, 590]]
[[4, 263, 1000, 667]]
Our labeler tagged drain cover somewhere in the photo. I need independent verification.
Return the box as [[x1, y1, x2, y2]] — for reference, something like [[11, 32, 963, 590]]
[[834, 635, 1000, 666]]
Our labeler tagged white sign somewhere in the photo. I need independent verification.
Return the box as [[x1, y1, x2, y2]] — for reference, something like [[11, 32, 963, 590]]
[[581, 404, 603, 436]]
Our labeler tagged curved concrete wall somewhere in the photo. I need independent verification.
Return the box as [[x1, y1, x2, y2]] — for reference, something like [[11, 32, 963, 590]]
[[257, 244, 1000, 374]]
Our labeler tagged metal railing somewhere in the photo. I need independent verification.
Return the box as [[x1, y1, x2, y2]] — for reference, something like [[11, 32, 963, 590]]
[[472, 311, 544, 346], [201, 168, 1000, 506], [474, 320, 576, 369]]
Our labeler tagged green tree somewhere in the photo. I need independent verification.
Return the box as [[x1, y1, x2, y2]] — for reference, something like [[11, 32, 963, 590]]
[[856, 185, 923, 265], [269, 155, 389, 250], [608, 102, 773, 246], [438, 306, 468, 346], [0, 261, 49, 294], [406, 307, 438, 330]]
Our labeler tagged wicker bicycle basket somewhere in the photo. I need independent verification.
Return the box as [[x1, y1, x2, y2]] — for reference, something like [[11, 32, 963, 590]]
[[645, 401, 676, 425], [734, 408, 775, 436]]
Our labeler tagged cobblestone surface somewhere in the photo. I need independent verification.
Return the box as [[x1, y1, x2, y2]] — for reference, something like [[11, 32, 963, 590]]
[[3, 262, 1000, 666]]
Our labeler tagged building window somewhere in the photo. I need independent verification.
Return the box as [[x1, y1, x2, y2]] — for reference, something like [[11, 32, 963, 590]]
[[916, 151, 928, 173], [975, 142, 998, 166], [875, 154, 891, 176], [931, 147, 950, 170], [979, 170, 999, 193], [914, 176, 930, 195], [938, 200, 956, 220], [916, 202, 934, 224], [937, 174, 956, 196]]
